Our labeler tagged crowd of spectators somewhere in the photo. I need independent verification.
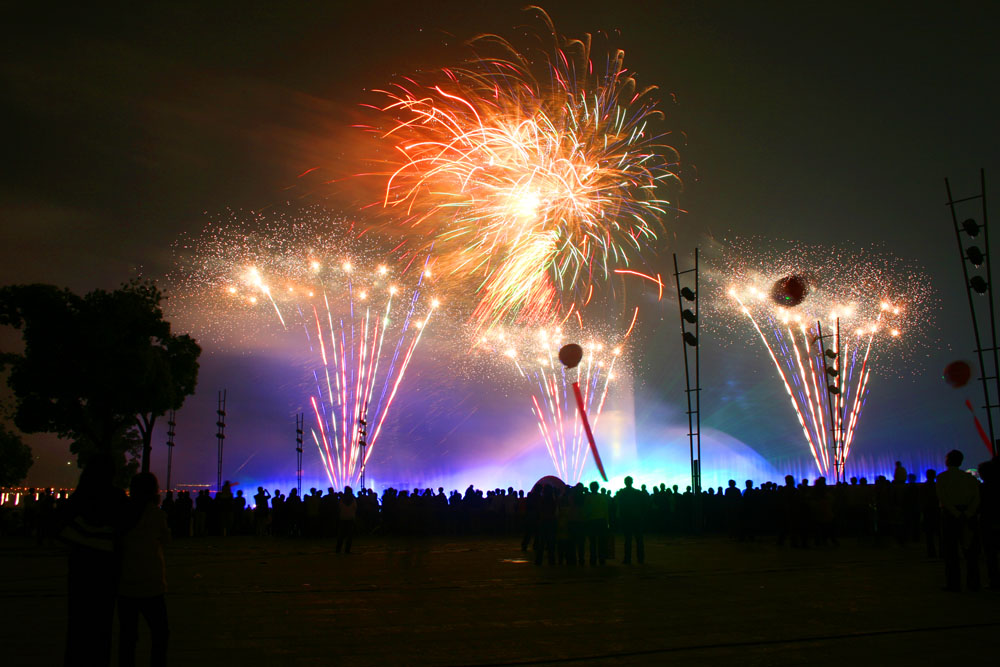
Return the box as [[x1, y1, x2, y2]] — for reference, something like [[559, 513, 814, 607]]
[[2, 450, 994, 666], [4, 453, 998, 586]]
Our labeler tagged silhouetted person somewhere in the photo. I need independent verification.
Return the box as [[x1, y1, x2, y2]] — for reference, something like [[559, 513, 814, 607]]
[[585, 481, 609, 565], [617, 476, 645, 564], [321, 488, 338, 537], [724, 479, 741, 539], [937, 450, 981, 591], [285, 488, 302, 537], [904, 473, 921, 542], [58, 453, 127, 666], [216, 481, 233, 536], [568, 484, 586, 565], [791, 479, 810, 548], [254, 487, 270, 536], [160, 491, 174, 536], [234, 489, 246, 533], [921, 469, 941, 558], [271, 489, 284, 536], [776, 475, 796, 545], [174, 491, 193, 538], [304, 487, 321, 537], [194, 489, 210, 537], [521, 489, 538, 552], [811, 477, 837, 547], [978, 458, 1000, 589], [534, 485, 557, 565], [337, 487, 357, 554], [118, 473, 170, 667], [873, 476, 894, 545], [739, 480, 757, 541], [556, 490, 573, 564]]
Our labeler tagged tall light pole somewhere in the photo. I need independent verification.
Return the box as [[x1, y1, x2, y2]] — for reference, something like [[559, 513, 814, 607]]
[[673, 249, 702, 497], [295, 413, 304, 496], [216, 389, 227, 493], [165, 410, 176, 491], [946, 169, 998, 457]]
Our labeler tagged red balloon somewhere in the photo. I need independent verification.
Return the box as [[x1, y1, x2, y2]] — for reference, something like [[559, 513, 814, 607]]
[[943, 360, 972, 388]]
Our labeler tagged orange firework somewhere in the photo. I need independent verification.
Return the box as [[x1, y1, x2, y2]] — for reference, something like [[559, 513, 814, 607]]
[[362, 7, 683, 328]]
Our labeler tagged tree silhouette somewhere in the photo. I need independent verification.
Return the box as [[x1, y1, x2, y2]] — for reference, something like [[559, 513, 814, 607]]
[[0, 425, 32, 486], [0, 280, 200, 474]]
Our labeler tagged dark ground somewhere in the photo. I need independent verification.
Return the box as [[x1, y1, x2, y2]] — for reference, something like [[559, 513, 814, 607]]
[[1, 535, 997, 666]]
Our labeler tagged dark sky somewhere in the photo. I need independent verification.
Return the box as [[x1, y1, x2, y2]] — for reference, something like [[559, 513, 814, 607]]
[[3, 0, 999, 488]]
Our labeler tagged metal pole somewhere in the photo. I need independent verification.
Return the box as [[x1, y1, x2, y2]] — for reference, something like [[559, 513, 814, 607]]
[[216, 390, 227, 493], [358, 402, 368, 490], [674, 254, 696, 492], [673, 251, 702, 496], [295, 413, 304, 497], [816, 321, 837, 480], [694, 248, 702, 491], [834, 318, 844, 482], [165, 410, 176, 491], [978, 169, 1000, 455], [946, 173, 997, 455]]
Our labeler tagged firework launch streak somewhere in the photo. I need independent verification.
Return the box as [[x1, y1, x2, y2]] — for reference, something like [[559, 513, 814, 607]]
[[571, 380, 607, 482], [559, 343, 608, 482], [964, 399, 995, 456]]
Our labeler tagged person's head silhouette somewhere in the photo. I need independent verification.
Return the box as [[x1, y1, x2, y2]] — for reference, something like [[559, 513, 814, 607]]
[[945, 449, 964, 468]]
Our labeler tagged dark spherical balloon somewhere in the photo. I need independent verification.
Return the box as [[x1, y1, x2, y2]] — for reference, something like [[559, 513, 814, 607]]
[[943, 360, 972, 388], [530, 475, 567, 495], [770, 275, 809, 308], [558, 343, 583, 369]]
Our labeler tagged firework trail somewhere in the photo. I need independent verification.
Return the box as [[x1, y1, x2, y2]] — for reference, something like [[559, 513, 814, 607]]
[[173, 211, 438, 488], [716, 240, 933, 479], [473, 323, 625, 482], [362, 6, 683, 328]]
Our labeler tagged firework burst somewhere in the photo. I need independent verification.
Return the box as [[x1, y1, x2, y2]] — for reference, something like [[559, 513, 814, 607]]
[[362, 6, 682, 327], [715, 240, 933, 479], [173, 210, 439, 488], [472, 322, 626, 482]]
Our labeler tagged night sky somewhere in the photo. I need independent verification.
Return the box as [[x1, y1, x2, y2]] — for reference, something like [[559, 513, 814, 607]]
[[3, 0, 999, 490]]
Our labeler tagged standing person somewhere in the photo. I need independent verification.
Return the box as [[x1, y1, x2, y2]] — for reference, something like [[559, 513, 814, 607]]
[[58, 453, 127, 667], [337, 487, 357, 554], [977, 459, 999, 589], [811, 477, 837, 547], [175, 491, 193, 538], [193, 489, 209, 537], [215, 481, 233, 536], [617, 476, 646, 564], [776, 475, 796, 546], [270, 489, 285, 536], [568, 484, 587, 566], [921, 470, 941, 558], [285, 488, 302, 537], [520, 489, 538, 552], [534, 485, 557, 565], [253, 486, 270, 536], [160, 491, 175, 537], [117, 473, 170, 667], [936, 450, 981, 591], [585, 481, 609, 565]]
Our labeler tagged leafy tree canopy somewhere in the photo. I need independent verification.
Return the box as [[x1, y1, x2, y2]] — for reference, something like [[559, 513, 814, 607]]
[[0, 424, 33, 486], [0, 280, 201, 473]]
